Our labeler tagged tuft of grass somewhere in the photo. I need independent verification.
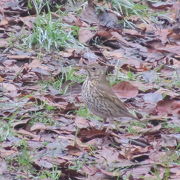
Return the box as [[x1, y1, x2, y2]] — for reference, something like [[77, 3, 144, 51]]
[[29, 111, 55, 125], [22, 12, 82, 51], [0, 110, 19, 142], [0, 121, 14, 142], [16, 140, 32, 168], [38, 166, 61, 180], [126, 121, 146, 134], [28, 0, 48, 15], [7, 139, 33, 173], [59, 66, 85, 84], [76, 107, 102, 121], [69, 153, 95, 172], [76, 107, 91, 118], [103, 0, 150, 28], [97, 0, 167, 29]]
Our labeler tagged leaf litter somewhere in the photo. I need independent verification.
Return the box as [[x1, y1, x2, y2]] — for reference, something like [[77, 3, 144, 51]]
[[0, 0, 180, 179]]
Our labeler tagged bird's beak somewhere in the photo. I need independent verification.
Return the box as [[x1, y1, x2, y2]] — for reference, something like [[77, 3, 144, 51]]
[[74, 65, 82, 70], [74, 65, 88, 70]]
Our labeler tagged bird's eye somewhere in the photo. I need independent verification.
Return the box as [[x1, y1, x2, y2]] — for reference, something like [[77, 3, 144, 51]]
[[92, 67, 96, 71]]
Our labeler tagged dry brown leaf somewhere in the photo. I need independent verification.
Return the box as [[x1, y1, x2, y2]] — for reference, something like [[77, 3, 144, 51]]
[[0, 159, 7, 175], [30, 123, 47, 131], [17, 129, 40, 140], [19, 16, 35, 29], [78, 27, 95, 44], [0, 148, 17, 158], [1, 83, 17, 97], [0, 17, 8, 26], [0, 76, 4, 82], [0, 39, 8, 48], [75, 116, 90, 128], [131, 124, 161, 135], [156, 99, 180, 116], [7, 55, 35, 60], [113, 81, 139, 98], [78, 128, 106, 142]]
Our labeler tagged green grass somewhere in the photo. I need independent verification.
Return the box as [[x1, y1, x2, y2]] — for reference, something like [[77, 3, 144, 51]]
[[7, 140, 33, 174], [95, 0, 168, 29], [76, 107, 102, 121], [29, 111, 55, 125], [0, 121, 14, 142], [150, 150, 179, 180], [22, 12, 82, 51], [0, 109, 20, 142], [28, 0, 50, 15], [6, 139, 62, 179], [40, 66, 85, 94], [108, 67, 137, 86], [76, 107, 91, 118], [101, 0, 150, 28], [126, 121, 146, 134], [22, 0, 159, 51], [38, 166, 61, 180], [163, 123, 180, 133], [69, 153, 96, 172], [59, 66, 85, 84], [16, 140, 32, 168]]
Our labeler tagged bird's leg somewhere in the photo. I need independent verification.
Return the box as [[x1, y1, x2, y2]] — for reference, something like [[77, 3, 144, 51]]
[[103, 118, 114, 133], [103, 118, 107, 123]]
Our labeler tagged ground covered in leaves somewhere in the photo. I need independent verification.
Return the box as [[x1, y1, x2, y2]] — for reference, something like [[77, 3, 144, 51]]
[[0, 0, 180, 179]]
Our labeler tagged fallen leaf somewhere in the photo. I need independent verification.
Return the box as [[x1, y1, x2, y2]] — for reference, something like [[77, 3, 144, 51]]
[[17, 129, 40, 140], [19, 15, 35, 29], [75, 116, 90, 129], [170, 167, 180, 179], [143, 92, 163, 104], [0, 159, 7, 175], [78, 128, 107, 142], [31, 67, 51, 76], [149, 1, 173, 9], [0, 39, 8, 48], [67, 145, 83, 156], [7, 55, 35, 60], [142, 70, 158, 83], [96, 147, 120, 164], [131, 124, 161, 135], [80, 3, 99, 24], [113, 81, 139, 98], [83, 51, 99, 62], [98, 11, 118, 28], [157, 45, 180, 55], [123, 164, 151, 179], [30, 123, 46, 131], [0, 18, 8, 26], [0, 148, 17, 158], [13, 119, 30, 129], [0, 76, 4, 82], [130, 81, 157, 92], [78, 27, 95, 44], [156, 99, 180, 116], [1, 83, 17, 97], [160, 134, 178, 147], [156, 88, 179, 98], [33, 159, 53, 169]]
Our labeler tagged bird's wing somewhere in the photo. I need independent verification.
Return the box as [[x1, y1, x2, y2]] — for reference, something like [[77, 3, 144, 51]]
[[98, 80, 138, 119]]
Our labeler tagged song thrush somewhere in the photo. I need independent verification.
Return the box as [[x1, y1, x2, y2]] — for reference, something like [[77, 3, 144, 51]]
[[81, 63, 138, 122]]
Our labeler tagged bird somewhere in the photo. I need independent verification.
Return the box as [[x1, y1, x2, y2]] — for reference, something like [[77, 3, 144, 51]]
[[81, 63, 138, 122]]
